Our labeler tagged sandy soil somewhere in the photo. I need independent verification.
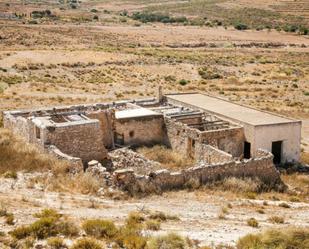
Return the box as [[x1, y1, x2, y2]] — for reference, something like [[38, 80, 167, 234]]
[[0, 174, 308, 247]]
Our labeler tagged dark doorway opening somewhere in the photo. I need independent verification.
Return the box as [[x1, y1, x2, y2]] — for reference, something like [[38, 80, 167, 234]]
[[187, 138, 195, 159], [244, 141, 251, 159], [114, 133, 124, 146], [272, 141, 282, 164]]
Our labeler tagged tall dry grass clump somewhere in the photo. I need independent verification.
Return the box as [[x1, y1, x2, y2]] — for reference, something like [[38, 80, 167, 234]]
[[221, 177, 262, 193], [237, 227, 309, 249], [137, 145, 194, 169], [0, 129, 101, 194], [0, 129, 67, 174]]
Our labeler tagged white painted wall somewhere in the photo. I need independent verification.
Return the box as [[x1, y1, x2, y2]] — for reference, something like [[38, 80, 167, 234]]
[[252, 122, 301, 163]]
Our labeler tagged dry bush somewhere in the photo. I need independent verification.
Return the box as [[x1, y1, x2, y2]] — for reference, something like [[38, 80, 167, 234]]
[[281, 173, 309, 197], [247, 218, 259, 228], [148, 211, 180, 221], [268, 216, 285, 224], [0, 129, 68, 174], [237, 227, 309, 249], [137, 145, 194, 169], [82, 219, 117, 239], [221, 177, 262, 193], [10, 209, 79, 240], [146, 220, 161, 231], [301, 151, 309, 164], [71, 237, 104, 249], [147, 233, 189, 249], [47, 237, 66, 249]]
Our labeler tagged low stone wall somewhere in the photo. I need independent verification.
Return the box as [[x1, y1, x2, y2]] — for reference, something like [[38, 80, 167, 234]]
[[195, 144, 233, 164], [47, 145, 83, 173], [113, 150, 281, 194]]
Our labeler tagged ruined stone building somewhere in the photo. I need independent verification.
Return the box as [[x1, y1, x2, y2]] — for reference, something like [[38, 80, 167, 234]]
[[3, 92, 301, 193]]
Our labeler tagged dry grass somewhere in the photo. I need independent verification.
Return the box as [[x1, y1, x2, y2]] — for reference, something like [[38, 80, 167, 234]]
[[0, 128, 102, 195], [301, 151, 309, 164], [137, 145, 195, 170], [237, 227, 309, 249], [0, 128, 68, 174], [220, 177, 262, 193]]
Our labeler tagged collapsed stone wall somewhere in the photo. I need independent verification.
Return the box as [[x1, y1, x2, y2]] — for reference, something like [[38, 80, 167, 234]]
[[164, 118, 244, 159], [109, 148, 162, 175], [47, 145, 83, 173], [3, 112, 32, 141], [113, 150, 281, 194]]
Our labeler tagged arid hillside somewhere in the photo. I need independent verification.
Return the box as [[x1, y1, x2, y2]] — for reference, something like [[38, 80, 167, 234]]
[[0, 1, 308, 248]]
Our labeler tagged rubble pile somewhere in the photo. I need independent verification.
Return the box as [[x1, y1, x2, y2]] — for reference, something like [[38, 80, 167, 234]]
[[86, 160, 111, 184], [108, 148, 162, 175]]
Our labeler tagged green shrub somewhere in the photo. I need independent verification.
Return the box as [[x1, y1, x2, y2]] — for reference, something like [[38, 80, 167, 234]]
[[198, 67, 222, 80], [82, 219, 117, 239], [178, 79, 188, 86], [234, 23, 248, 30], [247, 218, 259, 228], [147, 233, 188, 249], [131, 12, 187, 24], [71, 237, 104, 249]]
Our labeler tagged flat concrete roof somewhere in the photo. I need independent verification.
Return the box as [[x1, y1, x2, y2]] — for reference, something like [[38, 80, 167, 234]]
[[115, 108, 161, 120], [167, 93, 298, 126]]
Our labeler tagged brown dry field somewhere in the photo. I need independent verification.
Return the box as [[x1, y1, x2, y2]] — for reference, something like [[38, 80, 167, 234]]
[[0, 0, 309, 247]]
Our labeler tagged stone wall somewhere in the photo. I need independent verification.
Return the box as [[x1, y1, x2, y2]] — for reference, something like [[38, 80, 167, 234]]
[[195, 144, 233, 164], [113, 150, 281, 194], [86, 110, 115, 149], [200, 128, 244, 157], [115, 116, 165, 146], [45, 120, 108, 164], [3, 112, 32, 141], [164, 118, 244, 159], [47, 145, 83, 173]]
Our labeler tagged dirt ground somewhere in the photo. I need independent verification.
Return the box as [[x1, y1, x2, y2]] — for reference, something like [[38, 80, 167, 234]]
[[0, 0, 308, 247], [0, 174, 308, 247]]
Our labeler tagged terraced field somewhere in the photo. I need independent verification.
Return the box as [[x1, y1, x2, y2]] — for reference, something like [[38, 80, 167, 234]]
[[274, 0, 309, 25]]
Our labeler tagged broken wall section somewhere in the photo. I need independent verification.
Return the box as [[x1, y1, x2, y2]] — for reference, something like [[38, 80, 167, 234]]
[[164, 118, 244, 160], [113, 150, 281, 194]]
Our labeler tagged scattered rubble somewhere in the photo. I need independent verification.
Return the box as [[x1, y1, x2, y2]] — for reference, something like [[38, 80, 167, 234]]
[[108, 148, 162, 175]]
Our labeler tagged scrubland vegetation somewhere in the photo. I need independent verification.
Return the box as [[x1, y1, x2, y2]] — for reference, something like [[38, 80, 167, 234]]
[[0, 206, 308, 249], [137, 145, 195, 169], [0, 0, 308, 247]]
